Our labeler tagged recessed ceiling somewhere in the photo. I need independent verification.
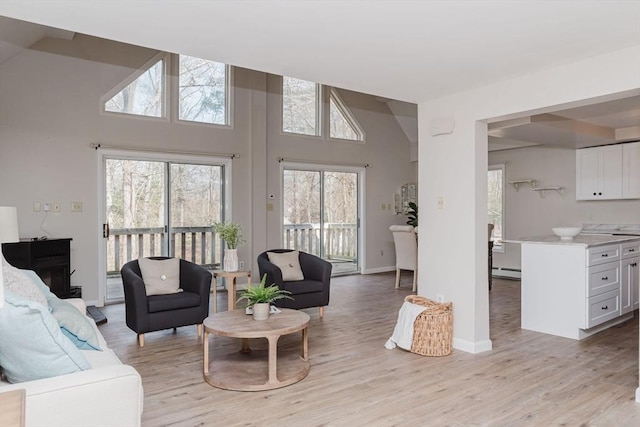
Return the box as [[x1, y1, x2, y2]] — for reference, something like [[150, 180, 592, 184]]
[[489, 96, 640, 151]]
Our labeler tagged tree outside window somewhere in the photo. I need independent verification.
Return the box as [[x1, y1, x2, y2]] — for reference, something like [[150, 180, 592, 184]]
[[488, 164, 505, 251]]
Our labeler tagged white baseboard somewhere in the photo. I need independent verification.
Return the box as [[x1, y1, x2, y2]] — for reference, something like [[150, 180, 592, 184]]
[[453, 337, 493, 354], [636, 387, 640, 402], [492, 267, 521, 279], [362, 266, 396, 274]]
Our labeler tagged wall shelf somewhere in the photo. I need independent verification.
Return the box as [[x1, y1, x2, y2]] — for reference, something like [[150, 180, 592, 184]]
[[531, 187, 564, 198], [509, 179, 536, 191]]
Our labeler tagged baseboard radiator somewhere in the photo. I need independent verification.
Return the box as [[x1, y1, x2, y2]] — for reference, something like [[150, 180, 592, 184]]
[[492, 267, 521, 280]]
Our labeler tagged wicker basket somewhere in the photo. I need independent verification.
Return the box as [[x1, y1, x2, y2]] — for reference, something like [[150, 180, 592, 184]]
[[406, 295, 453, 356]]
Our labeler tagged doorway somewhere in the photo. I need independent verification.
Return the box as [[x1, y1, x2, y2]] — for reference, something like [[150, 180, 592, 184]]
[[281, 164, 362, 275], [99, 151, 230, 303]]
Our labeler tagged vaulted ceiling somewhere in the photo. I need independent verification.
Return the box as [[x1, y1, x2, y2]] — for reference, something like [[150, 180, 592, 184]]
[[1, 2, 639, 151]]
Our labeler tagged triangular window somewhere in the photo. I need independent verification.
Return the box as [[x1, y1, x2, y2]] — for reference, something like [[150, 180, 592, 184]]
[[103, 53, 166, 118], [329, 89, 364, 142]]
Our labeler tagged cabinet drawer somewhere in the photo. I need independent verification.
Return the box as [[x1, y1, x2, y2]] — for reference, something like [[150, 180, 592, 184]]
[[588, 244, 620, 266], [587, 262, 620, 297], [586, 290, 620, 329], [621, 241, 640, 259]]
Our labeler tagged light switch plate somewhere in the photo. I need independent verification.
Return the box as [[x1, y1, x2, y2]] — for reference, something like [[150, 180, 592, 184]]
[[71, 201, 83, 212]]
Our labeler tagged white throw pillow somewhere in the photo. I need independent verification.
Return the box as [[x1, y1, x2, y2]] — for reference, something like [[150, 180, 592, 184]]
[[267, 251, 304, 281], [2, 256, 48, 308], [138, 258, 181, 296]]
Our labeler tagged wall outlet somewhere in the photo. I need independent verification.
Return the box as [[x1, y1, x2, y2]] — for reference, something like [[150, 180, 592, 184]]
[[43, 203, 51, 212], [52, 202, 61, 213], [239, 261, 245, 270], [436, 294, 444, 303], [71, 201, 83, 212]]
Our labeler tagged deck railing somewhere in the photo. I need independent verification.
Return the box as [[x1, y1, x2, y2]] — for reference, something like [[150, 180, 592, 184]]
[[107, 223, 357, 275], [106, 226, 220, 275], [283, 223, 357, 261]]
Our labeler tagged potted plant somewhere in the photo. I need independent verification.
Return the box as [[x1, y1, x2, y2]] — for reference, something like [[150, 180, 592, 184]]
[[406, 201, 418, 227], [237, 274, 293, 320], [213, 221, 246, 271]]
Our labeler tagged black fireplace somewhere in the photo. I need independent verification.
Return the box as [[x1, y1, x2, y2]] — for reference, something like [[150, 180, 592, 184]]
[[2, 238, 73, 298]]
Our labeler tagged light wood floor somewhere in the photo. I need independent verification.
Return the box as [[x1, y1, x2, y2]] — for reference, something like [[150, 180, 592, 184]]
[[98, 274, 640, 426]]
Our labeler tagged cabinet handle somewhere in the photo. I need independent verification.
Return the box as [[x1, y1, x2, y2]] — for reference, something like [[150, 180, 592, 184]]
[[601, 253, 608, 257], [601, 305, 608, 310], [598, 192, 602, 195], [601, 276, 608, 280], [629, 249, 636, 252], [593, 192, 597, 196]]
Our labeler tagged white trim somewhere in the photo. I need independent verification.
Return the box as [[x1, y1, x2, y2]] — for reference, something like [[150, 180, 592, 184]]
[[452, 337, 493, 354]]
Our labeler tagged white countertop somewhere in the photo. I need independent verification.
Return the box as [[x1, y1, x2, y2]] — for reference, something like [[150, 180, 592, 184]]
[[504, 234, 640, 247]]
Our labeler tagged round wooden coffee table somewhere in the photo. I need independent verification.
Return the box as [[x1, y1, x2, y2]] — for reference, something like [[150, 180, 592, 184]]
[[203, 308, 310, 391]]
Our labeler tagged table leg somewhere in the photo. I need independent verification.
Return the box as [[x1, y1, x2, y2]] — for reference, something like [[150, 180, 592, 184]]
[[267, 335, 280, 385], [301, 327, 308, 361], [203, 330, 210, 376], [228, 278, 237, 311], [241, 338, 251, 353], [212, 277, 217, 314]]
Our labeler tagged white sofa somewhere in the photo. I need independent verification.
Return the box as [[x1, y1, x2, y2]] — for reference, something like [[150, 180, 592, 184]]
[[0, 298, 143, 427]]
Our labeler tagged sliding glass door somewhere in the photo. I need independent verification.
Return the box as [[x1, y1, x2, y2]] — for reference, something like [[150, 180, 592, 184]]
[[101, 153, 226, 303], [282, 165, 360, 275]]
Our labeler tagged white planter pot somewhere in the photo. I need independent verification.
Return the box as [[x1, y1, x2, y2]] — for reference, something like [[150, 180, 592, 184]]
[[252, 303, 270, 321], [223, 248, 239, 272]]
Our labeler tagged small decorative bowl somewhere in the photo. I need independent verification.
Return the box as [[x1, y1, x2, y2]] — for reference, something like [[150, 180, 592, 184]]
[[552, 226, 582, 240]]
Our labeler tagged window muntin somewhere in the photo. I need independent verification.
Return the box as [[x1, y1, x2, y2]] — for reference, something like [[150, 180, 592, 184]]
[[178, 55, 228, 125], [329, 89, 364, 142], [104, 58, 164, 117], [488, 164, 505, 252], [282, 76, 320, 136]]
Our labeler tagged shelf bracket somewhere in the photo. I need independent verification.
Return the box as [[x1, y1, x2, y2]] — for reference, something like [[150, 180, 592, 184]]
[[531, 187, 564, 198], [509, 179, 536, 191]]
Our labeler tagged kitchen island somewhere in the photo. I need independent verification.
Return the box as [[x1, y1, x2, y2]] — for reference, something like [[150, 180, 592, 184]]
[[506, 234, 640, 339]]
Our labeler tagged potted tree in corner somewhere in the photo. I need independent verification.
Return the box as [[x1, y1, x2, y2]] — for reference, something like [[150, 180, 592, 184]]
[[213, 221, 245, 272], [237, 274, 293, 320]]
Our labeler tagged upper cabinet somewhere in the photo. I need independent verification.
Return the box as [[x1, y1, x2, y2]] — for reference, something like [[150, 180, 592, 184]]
[[622, 142, 640, 198], [576, 142, 639, 200]]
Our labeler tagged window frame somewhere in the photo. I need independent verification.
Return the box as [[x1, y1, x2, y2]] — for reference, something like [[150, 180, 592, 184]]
[[281, 76, 323, 138], [488, 163, 505, 253], [100, 52, 170, 121], [175, 54, 233, 128], [327, 88, 365, 143]]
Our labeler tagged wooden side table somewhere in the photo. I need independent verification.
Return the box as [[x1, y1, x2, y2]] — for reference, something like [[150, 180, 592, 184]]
[[212, 270, 251, 313], [0, 389, 25, 427]]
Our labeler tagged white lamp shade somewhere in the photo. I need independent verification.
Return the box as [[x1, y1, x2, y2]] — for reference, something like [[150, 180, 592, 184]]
[[0, 206, 19, 243]]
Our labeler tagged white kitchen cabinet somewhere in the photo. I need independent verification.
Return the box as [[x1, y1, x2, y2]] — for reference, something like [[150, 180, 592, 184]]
[[576, 144, 622, 200], [622, 141, 640, 198], [519, 237, 639, 340], [621, 240, 640, 315]]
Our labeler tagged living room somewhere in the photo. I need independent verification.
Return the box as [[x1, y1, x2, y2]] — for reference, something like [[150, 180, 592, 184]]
[[1, 2, 640, 425]]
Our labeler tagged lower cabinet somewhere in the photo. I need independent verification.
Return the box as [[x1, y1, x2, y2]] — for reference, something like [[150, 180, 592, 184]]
[[521, 238, 639, 340]]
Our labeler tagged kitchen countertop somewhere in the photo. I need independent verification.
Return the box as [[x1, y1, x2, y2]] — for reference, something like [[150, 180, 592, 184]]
[[504, 234, 640, 247]]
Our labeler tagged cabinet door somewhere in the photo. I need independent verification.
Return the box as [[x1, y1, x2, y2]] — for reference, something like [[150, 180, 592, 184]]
[[621, 256, 640, 314], [599, 145, 623, 199], [576, 147, 601, 200], [622, 141, 640, 198]]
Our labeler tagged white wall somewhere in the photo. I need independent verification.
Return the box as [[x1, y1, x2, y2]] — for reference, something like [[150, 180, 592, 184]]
[[0, 34, 414, 304], [418, 45, 640, 353], [491, 145, 640, 270]]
